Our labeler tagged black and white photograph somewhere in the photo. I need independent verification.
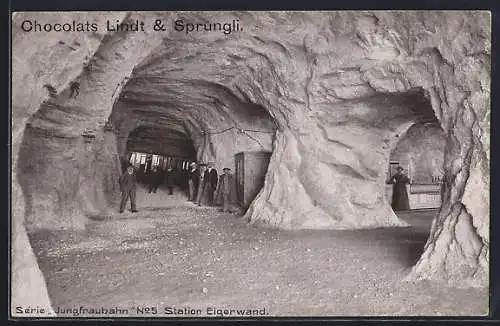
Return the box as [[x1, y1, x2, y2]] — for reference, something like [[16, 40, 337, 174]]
[[10, 11, 491, 317]]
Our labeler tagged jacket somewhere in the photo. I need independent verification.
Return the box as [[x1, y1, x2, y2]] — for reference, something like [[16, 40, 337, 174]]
[[120, 171, 137, 192], [203, 168, 218, 189]]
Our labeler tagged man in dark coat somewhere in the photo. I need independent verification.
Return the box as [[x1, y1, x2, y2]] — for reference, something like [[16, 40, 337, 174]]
[[386, 166, 411, 211], [187, 162, 199, 201], [120, 157, 130, 173], [145, 155, 153, 172], [203, 162, 218, 206], [215, 167, 235, 212], [148, 166, 163, 194], [137, 164, 146, 182], [164, 167, 175, 195], [119, 165, 138, 213]]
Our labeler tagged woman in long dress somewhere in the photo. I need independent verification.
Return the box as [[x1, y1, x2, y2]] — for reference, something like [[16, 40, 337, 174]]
[[386, 166, 411, 211]]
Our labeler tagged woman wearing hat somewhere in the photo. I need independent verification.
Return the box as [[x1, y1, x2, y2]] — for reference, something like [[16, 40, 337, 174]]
[[386, 166, 411, 211]]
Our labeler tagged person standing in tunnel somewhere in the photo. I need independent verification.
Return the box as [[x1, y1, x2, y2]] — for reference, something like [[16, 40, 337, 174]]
[[137, 164, 146, 183], [386, 166, 411, 211], [204, 162, 218, 206], [119, 164, 138, 213], [178, 164, 188, 190], [145, 155, 153, 172], [164, 167, 175, 195], [215, 167, 234, 213], [187, 162, 199, 201], [148, 166, 163, 194]]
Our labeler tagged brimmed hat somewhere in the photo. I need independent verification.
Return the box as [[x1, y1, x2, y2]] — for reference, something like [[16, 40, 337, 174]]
[[223, 167, 231, 171], [396, 166, 404, 171]]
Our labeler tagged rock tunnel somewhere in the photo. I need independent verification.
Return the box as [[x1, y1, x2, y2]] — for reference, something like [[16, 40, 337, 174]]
[[11, 11, 490, 313]]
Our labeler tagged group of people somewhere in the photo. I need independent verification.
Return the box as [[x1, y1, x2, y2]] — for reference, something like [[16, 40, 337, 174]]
[[187, 162, 235, 212], [146, 166, 176, 195], [120, 161, 412, 214], [121, 162, 412, 213], [118, 161, 235, 213]]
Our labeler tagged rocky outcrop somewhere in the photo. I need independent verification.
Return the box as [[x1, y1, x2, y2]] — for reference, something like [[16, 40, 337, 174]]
[[11, 11, 490, 314], [11, 12, 162, 314], [239, 11, 490, 287], [11, 11, 109, 316]]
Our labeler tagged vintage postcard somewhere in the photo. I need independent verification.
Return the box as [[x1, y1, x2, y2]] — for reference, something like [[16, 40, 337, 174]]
[[10, 11, 491, 318]]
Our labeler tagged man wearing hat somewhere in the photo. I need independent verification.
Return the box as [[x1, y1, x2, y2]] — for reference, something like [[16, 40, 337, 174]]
[[119, 164, 138, 213], [386, 165, 411, 211], [215, 167, 234, 212], [199, 162, 218, 207], [164, 166, 175, 195]]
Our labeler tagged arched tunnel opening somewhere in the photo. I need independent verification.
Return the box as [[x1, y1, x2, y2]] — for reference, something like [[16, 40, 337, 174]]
[[11, 11, 490, 317], [375, 89, 448, 267], [386, 121, 447, 266], [107, 68, 278, 214]]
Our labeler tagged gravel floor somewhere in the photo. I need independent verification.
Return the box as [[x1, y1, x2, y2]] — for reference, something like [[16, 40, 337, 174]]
[[28, 186, 489, 317]]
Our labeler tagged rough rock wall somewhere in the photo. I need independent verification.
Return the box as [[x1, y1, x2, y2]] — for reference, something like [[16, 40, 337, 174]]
[[246, 92, 432, 229], [236, 11, 490, 286], [11, 11, 112, 316], [18, 126, 121, 230]]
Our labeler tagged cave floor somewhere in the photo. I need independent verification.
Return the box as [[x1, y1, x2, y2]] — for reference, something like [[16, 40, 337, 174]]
[[28, 186, 488, 317]]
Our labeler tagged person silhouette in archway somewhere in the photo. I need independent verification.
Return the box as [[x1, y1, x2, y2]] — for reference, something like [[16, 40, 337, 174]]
[[386, 166, 411, 211], [148, 166, 163, 194], [164, 167, 175, 195]]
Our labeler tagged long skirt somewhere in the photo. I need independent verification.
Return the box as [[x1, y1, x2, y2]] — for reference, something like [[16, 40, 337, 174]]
[[391, 184, 410, 211]]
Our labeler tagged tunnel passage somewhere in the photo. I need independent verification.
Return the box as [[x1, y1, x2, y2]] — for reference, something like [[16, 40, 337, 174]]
[[124, 125, 197, 182], [124, 125, 197, 192], [107, 63, 278, 210], [247, 89, 442, 229]]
